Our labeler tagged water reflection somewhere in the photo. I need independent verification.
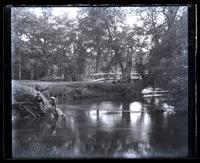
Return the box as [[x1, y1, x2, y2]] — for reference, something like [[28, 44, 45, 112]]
[[12, 99, 188, 159], [129, 102, 143, 112], [88, 110, 122, 128], [143, 96, 168, 106]]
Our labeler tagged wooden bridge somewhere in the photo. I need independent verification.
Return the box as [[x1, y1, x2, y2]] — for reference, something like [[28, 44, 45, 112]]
[[84, 72, 144, 81]]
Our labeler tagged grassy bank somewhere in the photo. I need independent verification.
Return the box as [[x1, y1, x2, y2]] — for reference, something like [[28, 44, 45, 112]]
[[12, 80, 144, 104]]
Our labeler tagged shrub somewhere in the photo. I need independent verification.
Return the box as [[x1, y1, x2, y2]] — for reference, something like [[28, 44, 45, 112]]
[[12, 83, 49, 107]]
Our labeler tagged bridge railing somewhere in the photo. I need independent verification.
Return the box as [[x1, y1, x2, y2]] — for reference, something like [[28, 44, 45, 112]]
[[85, 72, 144, 81]]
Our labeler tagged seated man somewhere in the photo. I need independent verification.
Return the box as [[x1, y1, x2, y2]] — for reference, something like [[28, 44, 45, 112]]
[[34, 92, 45, 117], [49, 97, 56, 109]]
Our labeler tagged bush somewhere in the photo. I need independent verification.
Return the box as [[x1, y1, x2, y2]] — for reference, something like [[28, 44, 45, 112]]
[[12, 83, 49, 107]]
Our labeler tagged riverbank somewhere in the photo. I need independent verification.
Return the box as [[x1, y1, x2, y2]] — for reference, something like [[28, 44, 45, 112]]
[[12, 80, 144, 104]]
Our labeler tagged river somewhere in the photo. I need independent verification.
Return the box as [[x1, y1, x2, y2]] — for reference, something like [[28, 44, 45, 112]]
[[12, 97, 188, 159]]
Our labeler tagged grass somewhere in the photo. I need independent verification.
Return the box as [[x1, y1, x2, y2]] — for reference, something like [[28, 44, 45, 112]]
[[12, 80, 144, 104]]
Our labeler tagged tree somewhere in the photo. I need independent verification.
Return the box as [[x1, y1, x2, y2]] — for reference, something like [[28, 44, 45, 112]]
[[11, 6, 188, 100], [12, 8, 51, 80], [11, 8, 31, 80], [136, 6, 188, 107], [12, 7, 77, 81]]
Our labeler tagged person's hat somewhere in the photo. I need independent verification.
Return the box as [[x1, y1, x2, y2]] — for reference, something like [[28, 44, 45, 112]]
[[50, 96, 56, 100]]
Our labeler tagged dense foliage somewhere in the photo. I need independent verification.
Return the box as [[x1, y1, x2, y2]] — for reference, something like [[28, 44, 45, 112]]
[[11, 7, 188, 107]]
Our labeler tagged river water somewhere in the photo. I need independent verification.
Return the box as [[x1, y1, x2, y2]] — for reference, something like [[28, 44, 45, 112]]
[[12, 98, 188, 159]]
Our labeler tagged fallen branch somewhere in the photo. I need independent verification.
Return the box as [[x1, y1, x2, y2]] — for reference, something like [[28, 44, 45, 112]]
[[23, 105, 37, 118]]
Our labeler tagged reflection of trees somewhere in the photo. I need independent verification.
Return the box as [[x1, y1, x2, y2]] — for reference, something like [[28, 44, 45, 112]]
[[150, 96, 156, 105], [122, 101, 131, 125], [13, 101, 188, 158], [13, 116, 76, 158], [121, 101, 147, 128], [148, 113, 188, 156], [120, 100, 153, 157]]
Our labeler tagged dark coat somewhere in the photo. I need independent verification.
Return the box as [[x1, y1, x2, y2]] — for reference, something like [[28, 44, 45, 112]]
[[35, 95, 45, 108]]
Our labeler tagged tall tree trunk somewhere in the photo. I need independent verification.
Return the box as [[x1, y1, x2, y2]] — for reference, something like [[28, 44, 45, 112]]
[[123, 62, 132, 82], [18, 54, 21, 80], [95, 40, 101, 73], [77, 49, 86, 81], [95, 55, 100, 73], [30, 69, 34, 80], [114, 47, 125, 81], [123, 47, 133, 83]]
